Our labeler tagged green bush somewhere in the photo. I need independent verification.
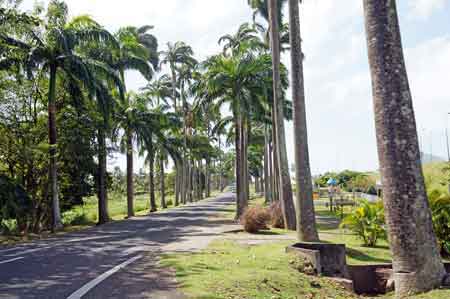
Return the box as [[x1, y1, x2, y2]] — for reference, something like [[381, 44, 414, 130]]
[[428, 190, 450, 255], [1, 219, 18, 235], [62, 209, 89, 226], [340, 200, 386, 247]]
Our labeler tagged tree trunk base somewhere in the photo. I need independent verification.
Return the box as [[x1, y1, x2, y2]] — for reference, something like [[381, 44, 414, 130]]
[[52, 222, 63, 232], [443, 273, 450, 287], [394, 270, 445, 298]]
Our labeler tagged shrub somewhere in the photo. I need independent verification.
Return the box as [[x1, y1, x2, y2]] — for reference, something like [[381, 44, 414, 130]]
[[241, 205, 270, 233], [269, 201, 284, 229], [428, 190, 450, 255], [340, 200, 386, 247], [62, 209, 89, 226], [1, 219, 18, 235]]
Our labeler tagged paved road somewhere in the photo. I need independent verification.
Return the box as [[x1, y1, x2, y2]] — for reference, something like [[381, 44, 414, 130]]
[[0, 193, 236, 299]]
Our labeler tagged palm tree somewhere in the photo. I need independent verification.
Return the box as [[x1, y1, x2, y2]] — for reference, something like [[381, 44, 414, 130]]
[[143, 75, 172, 208], [200, 53, 272, 218], [218, 23, 264, 57], [0, 2, 119, 230], [362, 0, 446, 296], [160, 42, 197, 205], [267, 0, 296, 230], [288, 0, 319, 241], [160, 42, 197, 111], [135, 98, 181, 212], [113, 25, 158, 217]]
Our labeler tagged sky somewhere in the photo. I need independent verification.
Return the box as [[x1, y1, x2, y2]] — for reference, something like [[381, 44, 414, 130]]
[[20, 0, 450, 175]]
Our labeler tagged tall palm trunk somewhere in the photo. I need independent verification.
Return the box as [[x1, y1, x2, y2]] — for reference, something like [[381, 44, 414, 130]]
[[240, 116, 249, 210], [126, 127, 134, 217], [149, 143, 157, 212], [160, 157, 166, 209], [271, 116, 279, 202], [235, 116, 244, 219], [171, 63, 177, 110], [289, 0, 319, 242], [186, 160, 194, 202], [48, 64, 62, 231], [175, 161, 180, 206], [264, 127, 271, 203], [268, 0, 296, 230], [97, 125, 109, 224], [244, 119, 250, 202], [363, 1, 445, 296], [268, 135, 275, 203], [206, 159, 211, 197]]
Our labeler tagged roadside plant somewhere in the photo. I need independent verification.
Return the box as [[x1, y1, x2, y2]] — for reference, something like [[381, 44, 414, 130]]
[[340, 200, 386, 247], [241, 205, 270, 233], [428, 190, 450, 255]]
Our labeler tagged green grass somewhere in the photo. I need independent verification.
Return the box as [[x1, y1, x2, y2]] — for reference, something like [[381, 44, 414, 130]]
[[1, 191, 220, 246], [160, 190, 450, 299], [423, 162, 449, 194], [65, 192, 174, 225], [161, 240, 358, 299]]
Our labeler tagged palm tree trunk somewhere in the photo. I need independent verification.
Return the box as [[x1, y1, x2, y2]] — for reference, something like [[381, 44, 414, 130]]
[[171, 63, 177, 111], [187, 161, 193, 203], [175, 161, 181, 206], [268, 0, 296, 230], [363, 0, 445, 296], [244, 119, 250, 202], [271, 118, 279, 202], [206, 159, 211, 197], [268, 135, 275, 203], [240, 116, 249, 210], [149, 145, 157, 212], [126, 128, 134, 217], [97, 126, 110, 224], [235, 116, 244, 219], [289, 0, 319, 242], [48, 64, 62, 231], [264, 130, 271, 203], [160, 157, 166, 208]]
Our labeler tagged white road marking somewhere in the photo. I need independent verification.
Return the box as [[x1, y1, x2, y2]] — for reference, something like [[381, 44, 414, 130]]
[[5, 246, 52, 257], [0, 257, 24, 265], [66, 255, 143, 299], [62, 236, 111, 243]]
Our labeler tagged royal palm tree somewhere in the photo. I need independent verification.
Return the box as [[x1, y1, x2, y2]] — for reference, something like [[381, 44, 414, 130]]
[[200, 53, 272, 218], [143, 75, 172, 208], [218, 23, 264, 57], [160, 42, 196, 111], [288, 0, 319, 241], [0, 2, 119, 230], [160, 42, 197, 204], [267, 0, 296, 230], [113, 25, 158, 217], [362, 1, 446, 296]]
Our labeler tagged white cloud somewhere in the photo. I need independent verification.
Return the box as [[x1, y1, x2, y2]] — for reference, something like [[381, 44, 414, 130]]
[[408, 0, 446, 19]]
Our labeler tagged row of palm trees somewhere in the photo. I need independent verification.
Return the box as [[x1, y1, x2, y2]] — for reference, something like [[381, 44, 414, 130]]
[[2, 0, 447, 296], [1, 1, 221, 230], [259, 0, 448, 297]]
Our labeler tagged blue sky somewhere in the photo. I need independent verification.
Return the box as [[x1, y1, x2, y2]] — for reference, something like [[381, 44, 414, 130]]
[[21, 0, 450, 174]]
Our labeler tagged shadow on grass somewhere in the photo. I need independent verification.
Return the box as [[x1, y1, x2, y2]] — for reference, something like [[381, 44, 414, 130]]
[[345, 247, 391, 264]]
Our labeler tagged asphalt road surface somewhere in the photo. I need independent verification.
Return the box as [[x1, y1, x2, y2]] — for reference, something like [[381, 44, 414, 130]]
[[0, 193, 236, 299]]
